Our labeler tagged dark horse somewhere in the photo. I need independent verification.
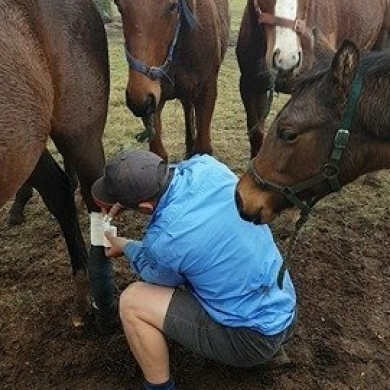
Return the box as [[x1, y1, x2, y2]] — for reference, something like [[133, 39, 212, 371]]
[[0, 0, 115, 333], [237, 0, 390, 158], [114, 0, 230, 161], [235, 40, 390, 224]]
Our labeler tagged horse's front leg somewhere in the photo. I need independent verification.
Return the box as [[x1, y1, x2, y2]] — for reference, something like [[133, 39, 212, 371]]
[[147, 107, 168, 162], [181, 99, 196, 159], [63, 138, 117, 335], [239, 75, 273, 159], [191, 79, 217, 157]]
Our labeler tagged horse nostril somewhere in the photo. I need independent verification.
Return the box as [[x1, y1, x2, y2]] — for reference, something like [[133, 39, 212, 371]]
[[125, 92, 157, 117], [273, 48, 281, 68]]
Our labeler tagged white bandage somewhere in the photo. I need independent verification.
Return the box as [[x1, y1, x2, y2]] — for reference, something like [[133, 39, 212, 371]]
[[90, 212, 117, 247]]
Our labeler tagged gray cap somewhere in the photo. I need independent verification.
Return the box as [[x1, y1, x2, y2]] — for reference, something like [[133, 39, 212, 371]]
[[91, 149, 170, 209]]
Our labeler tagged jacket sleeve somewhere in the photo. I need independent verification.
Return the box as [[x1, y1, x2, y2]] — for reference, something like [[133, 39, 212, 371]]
[[123, 240, 186, 286]]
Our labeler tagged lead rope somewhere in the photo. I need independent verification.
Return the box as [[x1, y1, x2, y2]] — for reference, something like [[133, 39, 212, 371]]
[[277, 210, 310, 289]]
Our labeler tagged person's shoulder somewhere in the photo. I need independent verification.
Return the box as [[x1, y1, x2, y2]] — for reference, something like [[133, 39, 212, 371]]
[[187, 154, 231, 170]]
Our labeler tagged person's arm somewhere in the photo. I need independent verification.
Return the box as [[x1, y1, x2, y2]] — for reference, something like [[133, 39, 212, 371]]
[[124, 240, 186, 286], [104, 231, 185, 286]]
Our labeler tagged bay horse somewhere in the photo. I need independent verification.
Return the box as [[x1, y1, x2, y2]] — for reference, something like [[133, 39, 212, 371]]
[[235, 40, 390, 225], [1, 0, 116, 334], [237, 0, 390, 158], [114, 0, 231, 161]]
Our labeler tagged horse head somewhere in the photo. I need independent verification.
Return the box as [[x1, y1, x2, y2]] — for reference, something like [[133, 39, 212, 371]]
[[235, 40, 370, 224], [114, 0, 196, 118], [253, 0, 317, 92]]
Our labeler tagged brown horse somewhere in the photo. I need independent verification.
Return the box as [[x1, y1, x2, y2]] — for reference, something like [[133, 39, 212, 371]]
[[114, 0, 230, 161], [235, 40, 390, 224], [237, 0, 390, 158], [0, 0, 115, 333]]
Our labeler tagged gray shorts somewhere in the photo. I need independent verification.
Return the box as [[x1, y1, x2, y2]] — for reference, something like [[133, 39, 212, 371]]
[[163, 289, 297, 367]]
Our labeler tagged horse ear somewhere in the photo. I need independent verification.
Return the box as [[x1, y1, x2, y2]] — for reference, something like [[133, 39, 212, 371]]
[[330, 40, 360, 114]]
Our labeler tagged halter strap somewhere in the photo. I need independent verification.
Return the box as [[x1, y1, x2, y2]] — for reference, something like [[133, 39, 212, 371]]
[[253, 0, 314, 46], [125, 0, 197, 83], [253, 0, 309, 35]]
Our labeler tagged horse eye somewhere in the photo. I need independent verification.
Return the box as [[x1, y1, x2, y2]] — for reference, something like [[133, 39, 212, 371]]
[[279, 129, 298, 142]]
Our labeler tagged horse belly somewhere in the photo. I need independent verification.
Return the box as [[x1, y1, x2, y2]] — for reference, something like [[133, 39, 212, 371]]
[[37, 0, 109, 140], [0, 7, 54, 208]]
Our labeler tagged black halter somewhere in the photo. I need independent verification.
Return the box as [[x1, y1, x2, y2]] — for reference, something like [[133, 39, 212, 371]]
[[124, 0, 197, 83]]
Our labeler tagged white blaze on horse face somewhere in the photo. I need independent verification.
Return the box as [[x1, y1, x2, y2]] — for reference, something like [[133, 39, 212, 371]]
[[273, 0, 301, 72]]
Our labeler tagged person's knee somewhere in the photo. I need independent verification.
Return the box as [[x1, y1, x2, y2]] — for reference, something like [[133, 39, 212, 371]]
[[119, 281, 148, 321]]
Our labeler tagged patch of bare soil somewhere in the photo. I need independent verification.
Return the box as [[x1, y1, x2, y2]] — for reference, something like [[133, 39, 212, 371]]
[[1, 167, 389, 390]]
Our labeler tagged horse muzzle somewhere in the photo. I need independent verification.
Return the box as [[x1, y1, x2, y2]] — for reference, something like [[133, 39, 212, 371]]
[[125, 90, 157, 118]]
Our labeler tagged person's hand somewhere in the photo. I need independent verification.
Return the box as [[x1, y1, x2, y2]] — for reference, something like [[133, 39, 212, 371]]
[[104, 231, 132, 258], [102, 202, 124, 223]]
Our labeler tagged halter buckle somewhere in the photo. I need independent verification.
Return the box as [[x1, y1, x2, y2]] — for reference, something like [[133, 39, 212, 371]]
[[294, 19, 305, 34]]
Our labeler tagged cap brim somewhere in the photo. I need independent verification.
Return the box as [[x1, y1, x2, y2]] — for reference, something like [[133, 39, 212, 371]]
[[91, 177, 117, 209]]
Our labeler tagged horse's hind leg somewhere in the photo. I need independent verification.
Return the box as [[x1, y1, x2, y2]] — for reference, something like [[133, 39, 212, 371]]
[[7, 183, 33, 226], [7, 155, 77, 226], [28, 148, 90, 327]]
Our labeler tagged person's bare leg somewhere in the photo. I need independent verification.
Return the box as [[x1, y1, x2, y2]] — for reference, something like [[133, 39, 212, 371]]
[[119, 281, 175, 384]]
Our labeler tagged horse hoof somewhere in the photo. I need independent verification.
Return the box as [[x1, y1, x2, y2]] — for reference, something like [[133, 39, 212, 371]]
[[7, 213, 25, 226], [93, 304, 119, 336]]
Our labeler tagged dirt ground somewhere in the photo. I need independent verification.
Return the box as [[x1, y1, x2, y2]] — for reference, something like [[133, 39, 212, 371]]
[[1, 16, 390, 390], [1, 170, 389, 390]]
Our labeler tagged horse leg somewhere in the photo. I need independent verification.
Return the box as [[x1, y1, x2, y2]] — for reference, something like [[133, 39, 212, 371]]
[[190, 79, 217, 157], [181, 99, 196, 159], [27, 148, 90, 327], [7, 182, 34, 226], [58, 138, 117, 335], [147, 107, 168, 162], [63, 156, 78, 192], [239, 76, 272, 159], [7, 155, 77, 226]]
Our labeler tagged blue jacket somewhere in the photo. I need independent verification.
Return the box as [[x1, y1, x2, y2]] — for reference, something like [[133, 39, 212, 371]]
[[124, 154, 296, 335]]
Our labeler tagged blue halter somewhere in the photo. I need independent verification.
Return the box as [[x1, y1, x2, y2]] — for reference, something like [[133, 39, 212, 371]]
[[125, 0, 197, 84]]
